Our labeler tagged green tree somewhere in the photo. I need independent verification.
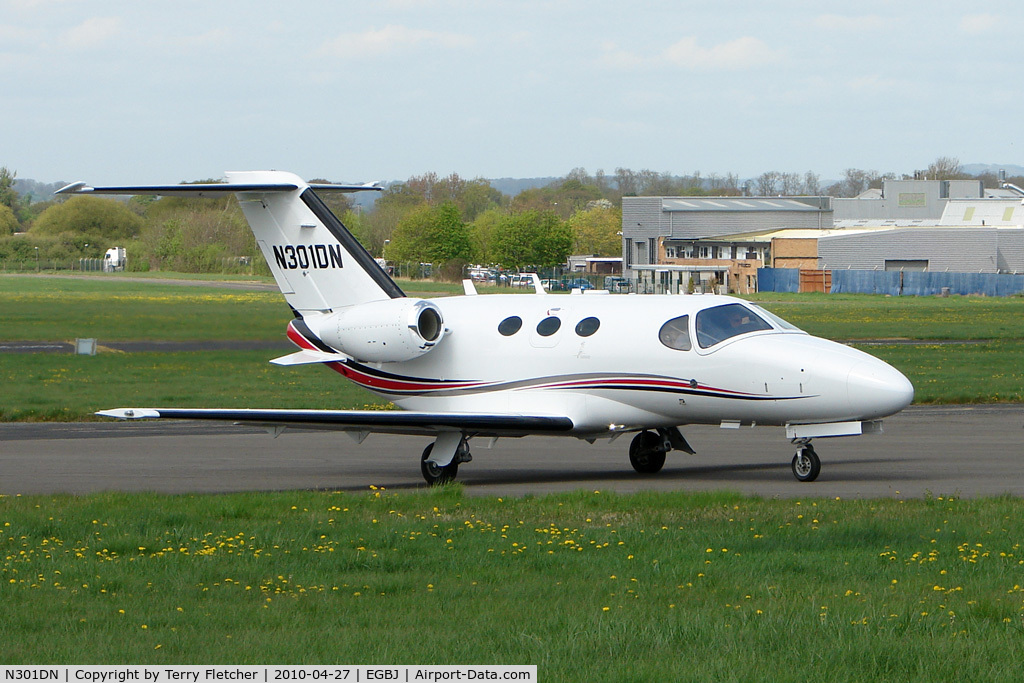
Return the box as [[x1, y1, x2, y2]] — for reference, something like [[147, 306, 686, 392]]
[[0, 167, 20, 212], [0, 204, 18, 235], [492, 210, 571, 270], [510, 173, 603, 219], [31, 196, 143, 243], [388, 201, 473, 271], [387, 203, 433, 264], [567, 205, 622, 256], [468, 207, 505, 264]]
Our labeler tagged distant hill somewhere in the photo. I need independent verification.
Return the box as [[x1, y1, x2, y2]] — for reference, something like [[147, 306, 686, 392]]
[[487, 177, 560, 196], [961, 163, 1024, 178], [349, 176, 560, 209], [13, 178, 69, 203]]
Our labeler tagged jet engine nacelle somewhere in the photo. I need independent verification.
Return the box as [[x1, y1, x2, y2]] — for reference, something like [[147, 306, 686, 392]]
[[319, 298, 444, 363]]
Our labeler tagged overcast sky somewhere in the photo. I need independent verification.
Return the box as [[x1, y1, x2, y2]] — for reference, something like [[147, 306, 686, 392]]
[[2, 0, 1020, 185]]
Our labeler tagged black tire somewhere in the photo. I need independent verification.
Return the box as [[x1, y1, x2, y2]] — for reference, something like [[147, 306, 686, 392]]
[[420, 443, 459, 485], [629, 431, 667, 474], [791, 444, 821, 482]]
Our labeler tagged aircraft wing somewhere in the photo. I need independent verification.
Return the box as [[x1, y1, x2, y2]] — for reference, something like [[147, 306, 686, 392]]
[[96, 408, 575, 438]]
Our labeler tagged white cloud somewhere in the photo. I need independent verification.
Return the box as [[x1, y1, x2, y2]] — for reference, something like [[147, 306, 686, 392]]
[[663, 36, 781, 70], [7, 0, 81, 10], [960, 14, 997, 35], [581, 117, 653, 136], [598, 41, 645, 70], [847, 74, 902, 94], [60, 16, 121, 49], [600, 36, 782, 72], [316, 24, 474, 60], [0, 23, 41, 43], [813, 14, 889, 32], [167, 28, 232, 51]]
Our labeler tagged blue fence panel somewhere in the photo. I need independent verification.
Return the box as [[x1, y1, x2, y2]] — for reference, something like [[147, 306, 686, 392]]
[[831, 270, 900, 295], [757, 268, 799, 293], [831, 270, 1024, 296]]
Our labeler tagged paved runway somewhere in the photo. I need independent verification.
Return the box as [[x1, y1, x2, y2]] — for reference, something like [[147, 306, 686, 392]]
[[1, 405, 1022, 498]]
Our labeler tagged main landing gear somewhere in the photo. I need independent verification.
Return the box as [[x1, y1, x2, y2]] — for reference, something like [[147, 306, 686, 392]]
[[791, 440, 821, 482], [628, 427, 695, 475], [420, 436, 472, 486]]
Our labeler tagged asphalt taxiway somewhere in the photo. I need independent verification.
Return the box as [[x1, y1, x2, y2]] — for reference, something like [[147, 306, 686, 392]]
[[1, 405, 1021, 498]]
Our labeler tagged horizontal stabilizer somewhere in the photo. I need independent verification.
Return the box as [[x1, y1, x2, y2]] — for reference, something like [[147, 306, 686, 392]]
[[57, 180, 382, 197], [269, 350, 347, 366], [95, 407, 575, 438]]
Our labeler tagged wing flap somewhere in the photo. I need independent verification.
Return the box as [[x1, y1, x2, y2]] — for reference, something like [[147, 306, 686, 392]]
[[96, 408, 574, 438]]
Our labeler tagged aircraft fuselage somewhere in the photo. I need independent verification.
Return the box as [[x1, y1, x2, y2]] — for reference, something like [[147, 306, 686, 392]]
[[302, 292, 913, 437]]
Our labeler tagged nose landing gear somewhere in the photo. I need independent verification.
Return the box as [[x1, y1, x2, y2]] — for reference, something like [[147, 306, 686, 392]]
[[791, 440, 820, 482]]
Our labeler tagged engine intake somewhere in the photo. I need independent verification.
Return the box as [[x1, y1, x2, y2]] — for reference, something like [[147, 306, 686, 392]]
[[318, 298, 445, 363]]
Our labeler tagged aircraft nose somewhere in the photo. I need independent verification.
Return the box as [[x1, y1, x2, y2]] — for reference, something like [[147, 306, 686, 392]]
[[847, 359, 914, 418]]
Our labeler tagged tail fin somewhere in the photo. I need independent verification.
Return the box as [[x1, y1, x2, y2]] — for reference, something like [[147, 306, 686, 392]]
[[228, 171, 403, 313], [57, 170, 403, 315]]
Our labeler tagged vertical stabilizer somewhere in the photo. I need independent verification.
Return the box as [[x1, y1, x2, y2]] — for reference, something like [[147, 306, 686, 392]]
[[228, 171, 403, 314]]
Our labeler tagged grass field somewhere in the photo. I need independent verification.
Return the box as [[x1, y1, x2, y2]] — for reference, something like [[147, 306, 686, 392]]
[[747, 292, 1024, 340], [2, 488, 1023, 679]]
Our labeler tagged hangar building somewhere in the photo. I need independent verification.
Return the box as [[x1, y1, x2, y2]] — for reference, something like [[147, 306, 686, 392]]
[[621, 179, 1024, 294]]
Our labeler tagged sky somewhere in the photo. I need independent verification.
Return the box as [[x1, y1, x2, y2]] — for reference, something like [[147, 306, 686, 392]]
[[2, 0, 1021, 186]]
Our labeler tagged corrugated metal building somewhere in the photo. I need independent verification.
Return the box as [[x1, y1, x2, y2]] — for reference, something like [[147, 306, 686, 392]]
[[817, 228, 1002, 272], [621, 196, 833, 274], [833, 179, 985, 221]]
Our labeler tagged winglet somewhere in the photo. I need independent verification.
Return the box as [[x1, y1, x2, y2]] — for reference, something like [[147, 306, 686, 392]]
[[56, 181, 89, 195], [96, 408, 161, 419]]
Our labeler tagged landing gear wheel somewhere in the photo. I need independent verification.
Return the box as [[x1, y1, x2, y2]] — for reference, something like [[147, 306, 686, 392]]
[[420, 443, 459, 485], [629, 431, 667, 474], [791, 444, 820, 482]]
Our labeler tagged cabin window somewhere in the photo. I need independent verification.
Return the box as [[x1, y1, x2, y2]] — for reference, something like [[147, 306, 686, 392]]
[[575, 317, 600, 337], [695, 303, 772, 348], [498, 316, 523, 336], [658, 315, 691, 351], [537, 316, 561, 337]]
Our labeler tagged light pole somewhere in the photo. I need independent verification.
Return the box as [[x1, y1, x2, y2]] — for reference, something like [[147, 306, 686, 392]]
[[34, 246, 39, 272]]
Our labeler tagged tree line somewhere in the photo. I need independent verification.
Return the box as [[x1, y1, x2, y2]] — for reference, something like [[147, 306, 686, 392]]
[[2, 158, 1019, 279]]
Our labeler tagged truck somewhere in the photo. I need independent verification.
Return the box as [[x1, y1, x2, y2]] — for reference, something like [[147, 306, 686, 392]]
[[103, 247, 126, 272]]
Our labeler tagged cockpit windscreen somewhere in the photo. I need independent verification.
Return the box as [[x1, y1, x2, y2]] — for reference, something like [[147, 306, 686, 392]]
[[695, 303, 773, 348]]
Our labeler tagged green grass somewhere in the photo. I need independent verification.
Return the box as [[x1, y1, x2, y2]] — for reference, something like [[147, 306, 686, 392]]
[[0, 274, 504, 341], [0, 274, 291, 341], [749, 292, 1024, 340], [0, 351, 382, 421], [855, 341, 1024, 403], [1, 489, 1023, 678]]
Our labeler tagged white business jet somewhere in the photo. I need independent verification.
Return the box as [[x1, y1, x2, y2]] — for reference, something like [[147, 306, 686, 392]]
[[59, 171, 914, 484]]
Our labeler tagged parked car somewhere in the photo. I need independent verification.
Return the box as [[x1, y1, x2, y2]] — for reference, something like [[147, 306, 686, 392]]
[[540, 279, 566, 291], [604, 276, 630, 292], [509, 273, 537, 287], [567, 278, 595, 290]]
